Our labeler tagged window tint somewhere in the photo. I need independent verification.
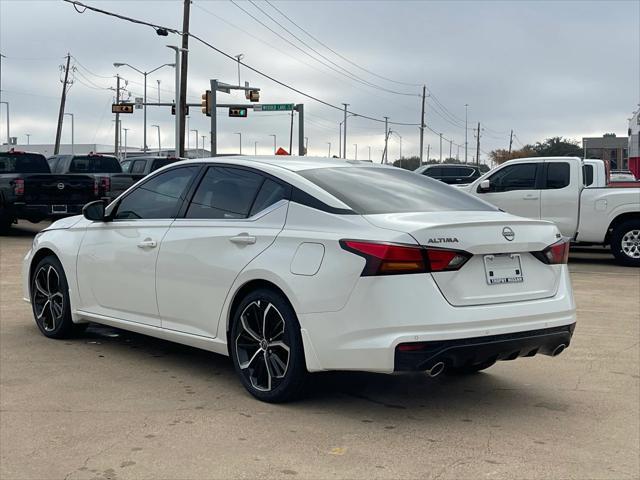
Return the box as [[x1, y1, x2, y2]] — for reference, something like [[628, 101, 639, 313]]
[[0, 153, 50, 173], [299, 167, 495, 214], [487, 163, 537, 192], [150, 158, 175, 172], [186, 167, 264, 219], [120, 160, 132, 173], [69, 156, 121, 173], [545, 162, 570, 189], [131, 160, 146, 174], [583, 164, 594, 186], [425, 167, 441, 176], [115, 167, 197, 220], [249, 179, 289, 216]]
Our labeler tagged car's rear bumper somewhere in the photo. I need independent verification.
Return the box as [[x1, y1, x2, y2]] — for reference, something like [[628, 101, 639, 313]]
[[394, 323, 575, 372], [298, 266, 576, 373]]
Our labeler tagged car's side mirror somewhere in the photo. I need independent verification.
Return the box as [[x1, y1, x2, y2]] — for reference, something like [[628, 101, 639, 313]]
[[82, 200, 108, 222], [477, 179, 491, 193]]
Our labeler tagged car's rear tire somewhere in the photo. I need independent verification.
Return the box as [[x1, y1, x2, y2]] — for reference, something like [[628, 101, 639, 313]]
[[30, 255, 85, 339], [611, 220, 640, 267], [229, 288, 307, 403], [446, 359, 496, 375]]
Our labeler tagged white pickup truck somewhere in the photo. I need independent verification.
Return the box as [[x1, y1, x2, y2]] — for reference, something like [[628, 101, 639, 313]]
[[462, 157, 640, 266]]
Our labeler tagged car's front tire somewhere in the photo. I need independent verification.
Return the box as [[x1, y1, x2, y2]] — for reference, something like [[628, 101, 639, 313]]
[[230, 288, 307, 403], [30, 255, 86, 338], [611, 220, 640, 267]]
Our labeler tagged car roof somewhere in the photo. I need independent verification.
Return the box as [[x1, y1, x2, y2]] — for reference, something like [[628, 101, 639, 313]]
[[172, 155, 383, 172], [426, 163, 480, 168]]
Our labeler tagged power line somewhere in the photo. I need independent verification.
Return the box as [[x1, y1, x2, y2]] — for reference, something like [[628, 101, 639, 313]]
[[264, 0, 421, 88]]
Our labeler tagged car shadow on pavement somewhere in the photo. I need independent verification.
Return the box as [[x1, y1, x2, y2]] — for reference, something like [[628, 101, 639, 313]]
[[76, 323, 563, 419]]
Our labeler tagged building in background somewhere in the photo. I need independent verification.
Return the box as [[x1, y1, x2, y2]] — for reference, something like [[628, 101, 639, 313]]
[[583, 134, 629, 169], [628, 108, 640, 178]]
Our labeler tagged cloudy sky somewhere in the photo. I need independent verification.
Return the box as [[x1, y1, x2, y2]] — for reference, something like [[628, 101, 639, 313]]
[[1, 0, 638, 161]]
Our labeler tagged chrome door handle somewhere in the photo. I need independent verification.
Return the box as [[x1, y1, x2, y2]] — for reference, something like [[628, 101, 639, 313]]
[[523, 194, 539, 200], [137, 238, 157, 249], [230, 234, 256, 245]]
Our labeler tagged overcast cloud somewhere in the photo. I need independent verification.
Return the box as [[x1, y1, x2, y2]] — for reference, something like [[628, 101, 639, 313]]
[[1, 0, 639, 160]]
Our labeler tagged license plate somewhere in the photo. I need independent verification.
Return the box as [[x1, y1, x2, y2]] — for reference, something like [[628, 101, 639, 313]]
[[484, 254, 523, 285], [51, 205, 68, 214]]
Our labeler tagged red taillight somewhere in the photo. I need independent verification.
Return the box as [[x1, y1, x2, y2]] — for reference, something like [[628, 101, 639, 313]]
[[340, 240, 471, 276], [100, 176, 110, 194], [534, 238, 570, 265], [14, 178, 25, 196]]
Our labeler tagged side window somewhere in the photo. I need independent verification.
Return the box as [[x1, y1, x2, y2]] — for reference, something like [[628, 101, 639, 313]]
[[131, 160, 146, 174], [249, 179, 289, 216], [583, 164, 594, 186], [120, 160, 132, 173], [115, 167, 197, 220], [425, 167, 441, 177], [545, 162, 570, 189], [186, 166, 264, 219], [486, 163, 537, 192]]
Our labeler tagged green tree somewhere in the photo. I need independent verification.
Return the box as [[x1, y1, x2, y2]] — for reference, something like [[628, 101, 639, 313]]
[[530, 137, 582, 157], [392, 156, 421, 170]]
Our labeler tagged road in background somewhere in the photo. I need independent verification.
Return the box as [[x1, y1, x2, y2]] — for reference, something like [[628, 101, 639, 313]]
[[1, 221, 639, 479]]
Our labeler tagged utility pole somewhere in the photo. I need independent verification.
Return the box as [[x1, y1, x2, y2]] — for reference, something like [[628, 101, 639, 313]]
[[419, 85, 426, 163], [327, 142, 331, 157], [439, 133, 443, 162], [234, 54, 244, 85], [342, 103, 348, 158], [113, 74, 121, 157], [178, 0, 191, 157], [297, 104, 304, 156], [289, 110, 294, 155], [152, 124, 161, 152], [383, 116, 389, 163], [508, 129, 513, 154], [449, 139, 452, 160], [456, 144, 460, 161], [476, 122, 481, 165], [64, 112, 74, 154], [201, 135, 206, 157], [464, 103, 469, 164], [54, 53, 71, 155], [191, 129, 198, 155], [338, 122, 342, 158], [157, 79, 161, 102]]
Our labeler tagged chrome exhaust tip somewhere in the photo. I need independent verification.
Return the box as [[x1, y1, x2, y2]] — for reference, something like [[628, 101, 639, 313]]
[[425, 361, 445, 378], [552, 344, 566, 357]]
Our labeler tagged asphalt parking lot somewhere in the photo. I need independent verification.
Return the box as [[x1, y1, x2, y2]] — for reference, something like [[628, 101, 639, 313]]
[[1, 221, 639, 480]]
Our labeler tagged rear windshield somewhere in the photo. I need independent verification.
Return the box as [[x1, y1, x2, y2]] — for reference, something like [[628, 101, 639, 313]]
[[150, 158, 176, 172], [299, 167, 496, 214], [69, 156, 122, 173], [0, 153, 50, 173]]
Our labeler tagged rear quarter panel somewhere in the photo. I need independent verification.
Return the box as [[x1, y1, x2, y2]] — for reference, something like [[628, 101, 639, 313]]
[[577, 188, 640, 242]]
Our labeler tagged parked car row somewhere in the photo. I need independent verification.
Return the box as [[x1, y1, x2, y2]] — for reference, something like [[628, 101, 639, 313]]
[[0, 149, 181, 232]]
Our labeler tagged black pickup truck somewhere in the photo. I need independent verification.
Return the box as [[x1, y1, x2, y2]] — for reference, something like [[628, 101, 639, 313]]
[[47, 153, 125, 199], [109, 156, 183, 199], [0, 150, 98, 232]]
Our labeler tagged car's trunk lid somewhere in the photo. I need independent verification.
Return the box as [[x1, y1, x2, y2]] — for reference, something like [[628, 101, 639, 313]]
[[364, 211, 563, 306]]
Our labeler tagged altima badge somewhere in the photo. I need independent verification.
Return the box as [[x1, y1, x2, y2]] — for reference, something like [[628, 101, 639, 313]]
[[502, 227, 515, 241]]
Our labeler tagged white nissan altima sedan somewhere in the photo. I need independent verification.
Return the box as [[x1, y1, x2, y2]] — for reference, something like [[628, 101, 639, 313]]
[[23, 156, 576, 402]]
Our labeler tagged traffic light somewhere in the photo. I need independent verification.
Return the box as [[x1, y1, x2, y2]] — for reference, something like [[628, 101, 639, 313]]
[[201, 90, 211, 116], [171, 104, 189, 115], [112, 103, 134, 114], [229, 107, 247, 118], [248, 90, 260, 102]]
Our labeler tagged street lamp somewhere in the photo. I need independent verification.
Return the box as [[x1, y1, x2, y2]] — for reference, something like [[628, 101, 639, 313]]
[[234, 53, 244, 86], [166, 45, 187, 156], [64, 112, 74, 154], [151, 124, 161, 153], [123, 127, 129, 160], [26, 133, 31, 145], [269, 134, 276, 154], [113, 61, 175, 152], [339, 112, 357, 158], [235, 132, 242, 154], [190, 129, 199, 156]]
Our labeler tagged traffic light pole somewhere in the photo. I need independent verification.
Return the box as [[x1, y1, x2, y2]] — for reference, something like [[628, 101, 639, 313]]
[[297, 104, 304, 156], [210, 79, 217, 156]]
